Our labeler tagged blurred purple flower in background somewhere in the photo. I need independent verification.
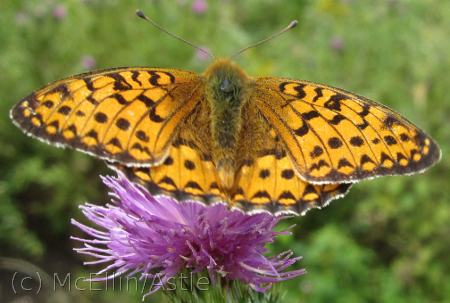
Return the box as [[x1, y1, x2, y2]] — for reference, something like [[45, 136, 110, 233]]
[[192, 0, 208, 14], [330, 36, 345, 51], [80, 55, 97, 70], [72, 173, 305, 298], [196, 46, 212, 61], [53, 5, 67, 20]]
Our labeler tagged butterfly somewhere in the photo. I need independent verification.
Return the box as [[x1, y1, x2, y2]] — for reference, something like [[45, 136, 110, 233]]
[[10, 12, 441, 215]]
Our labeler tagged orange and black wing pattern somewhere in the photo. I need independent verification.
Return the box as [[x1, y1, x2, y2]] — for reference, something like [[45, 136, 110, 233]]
[[253, 77, 441, 184], [11, 67, 203, 166]]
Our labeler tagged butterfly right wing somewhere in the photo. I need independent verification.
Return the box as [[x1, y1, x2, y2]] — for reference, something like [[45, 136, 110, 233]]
[[231, 125, 351, 215], [253, 77, 441, 184], [10, 67, 204, 166]]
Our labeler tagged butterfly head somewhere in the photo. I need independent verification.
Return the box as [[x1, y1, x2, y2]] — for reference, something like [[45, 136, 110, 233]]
[[203, 58, 251, 103]]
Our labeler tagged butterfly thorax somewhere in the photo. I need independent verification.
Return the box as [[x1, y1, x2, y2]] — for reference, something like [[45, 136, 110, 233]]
[[202, 59, 253, 190]]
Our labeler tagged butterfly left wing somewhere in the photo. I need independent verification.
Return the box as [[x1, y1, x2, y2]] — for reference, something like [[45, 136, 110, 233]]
[[109, 135, 226, 206], [10, 67, 203, 166], [253, 77, 441, 184]]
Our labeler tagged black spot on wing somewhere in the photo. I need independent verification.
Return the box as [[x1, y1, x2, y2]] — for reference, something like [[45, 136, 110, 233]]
[[135, 130, 149, 142], [163, 156, 174, 165], [111, 93, 127, 105], [328, 137, 343, 149], [107, 138, 122, 149], [400, 133, 410, 142], [324, 94, 346, 111], [338, 158, 354, 169], [113, 74, 132, 91], [349, 136, 364, 147], [312, 87, 323, 102], [252, 190, 271, 200], [42, 100, 54, 109], [384, 135, 397, 145], [384, 115, 403, 128], [310, 145, 324, 159], [310, 159, 330, 172], [293, 122, 309, 137], [94, 112, 108, 124], [301, 110, 320, 120], [358, 104, 371, 117], [158, 176, 177, 188], [327, 114, 346, 125], [131, 142, 151, 155], [137, 94, 155, 107], [149, 108, 164, 123], [116, 118, 130, 131], [259, 169, 270, 179], [58, 105, 72, 115], [86, 95, 99, 105], [184, 160, 196, 170], [278, 191, 296, 201], [184, 181, 203, 191], [357, 120, 369, 130], [360, 154, 375, 165], [47, 120, 59, 129], [281, 169, 294, 179]]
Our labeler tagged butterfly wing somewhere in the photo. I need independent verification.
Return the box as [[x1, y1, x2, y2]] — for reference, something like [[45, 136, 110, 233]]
[[253, 77, 441, 184], [108, 121, 226, 206], [232, 125, 351, 215], [10, 67, 204, 166]]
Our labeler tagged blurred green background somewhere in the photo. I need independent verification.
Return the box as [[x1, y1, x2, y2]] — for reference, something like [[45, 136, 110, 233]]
[[1, 0, 449, 302]]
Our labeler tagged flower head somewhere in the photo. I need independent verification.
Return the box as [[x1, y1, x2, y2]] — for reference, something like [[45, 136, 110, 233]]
[[80, 55, 97, 70], [72, 173, 305, 297], [330, 36, 345, 51], [196, 46, 212, 61], [53, 5, 67, 20], [192, 0, 208, 14]]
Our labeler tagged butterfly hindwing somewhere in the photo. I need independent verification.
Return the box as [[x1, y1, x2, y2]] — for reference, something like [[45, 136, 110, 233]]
[[233, 145, 352, 215], [109, 138, 226, 205], [253, 77, 441, 184], [10, 67, 203, 166]]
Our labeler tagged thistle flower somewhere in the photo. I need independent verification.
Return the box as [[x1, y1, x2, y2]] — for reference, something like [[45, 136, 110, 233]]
[[72, 173, 305, 299]]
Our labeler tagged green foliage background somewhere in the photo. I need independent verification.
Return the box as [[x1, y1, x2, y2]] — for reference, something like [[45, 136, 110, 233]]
[[0, 0, 448, 302]]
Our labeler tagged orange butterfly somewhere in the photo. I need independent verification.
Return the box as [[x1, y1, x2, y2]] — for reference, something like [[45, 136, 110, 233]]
[[10, 11, 441, 215]]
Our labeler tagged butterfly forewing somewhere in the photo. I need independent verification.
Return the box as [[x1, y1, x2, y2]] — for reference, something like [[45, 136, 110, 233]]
[[10, 67, 203, 166], [254, 77, 441, 184]]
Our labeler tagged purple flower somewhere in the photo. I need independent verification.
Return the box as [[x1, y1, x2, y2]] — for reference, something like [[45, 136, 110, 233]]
[[196, 46, 212, 61], [53, 5, 67, 20], [72, 173, 305, 298], [192, 0, 208, 14], [80, 55, 97, 70], [330, 36, 345, 51]]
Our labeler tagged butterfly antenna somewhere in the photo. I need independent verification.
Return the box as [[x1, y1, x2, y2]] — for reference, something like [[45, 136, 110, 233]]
[[136, 10, 215, 59], [231, 20, 298, 58]]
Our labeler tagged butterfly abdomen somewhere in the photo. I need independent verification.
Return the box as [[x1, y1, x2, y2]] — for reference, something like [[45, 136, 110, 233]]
[[203, 59, 253, 189]]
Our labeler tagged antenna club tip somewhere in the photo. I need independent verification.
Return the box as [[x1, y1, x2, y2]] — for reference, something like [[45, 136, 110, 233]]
[[136, 9, 146, 19], [289, 20, 298, 28]]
